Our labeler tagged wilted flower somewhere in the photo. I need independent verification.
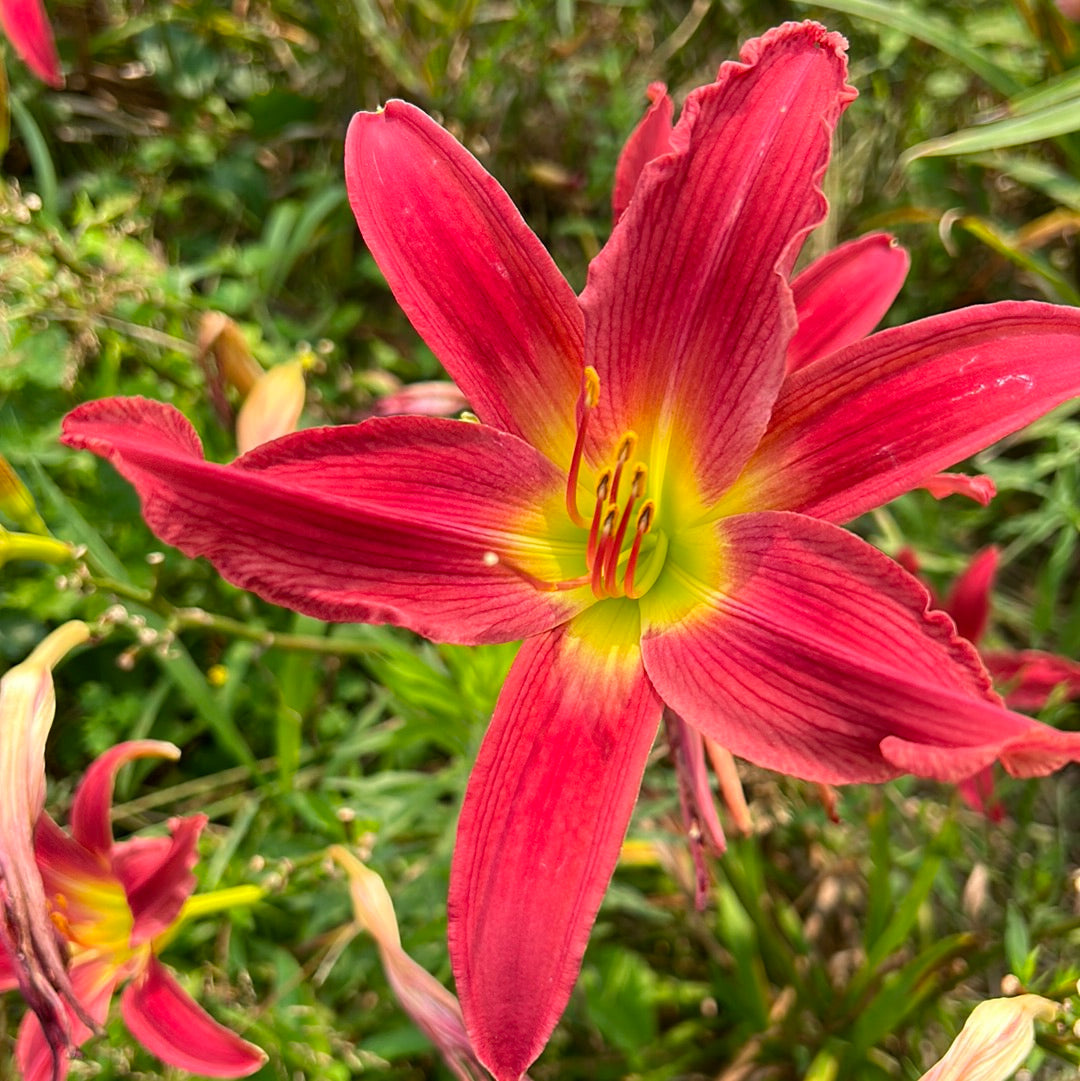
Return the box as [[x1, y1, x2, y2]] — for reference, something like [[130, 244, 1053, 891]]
[[330, 846, 489, 1081], [61, 22, 1080, 1079], [372, 379, 470, 418], [899, 545, 1080, 816], [0, 623, 91, 1080]]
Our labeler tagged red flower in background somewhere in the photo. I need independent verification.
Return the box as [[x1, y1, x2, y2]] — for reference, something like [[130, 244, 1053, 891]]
[[0, 740, 266, 1081], [61, 22, 1080, 1079], [0, 0, 61, 87], [0, 625, 265, 1081], [900, 545, 1080, 817]]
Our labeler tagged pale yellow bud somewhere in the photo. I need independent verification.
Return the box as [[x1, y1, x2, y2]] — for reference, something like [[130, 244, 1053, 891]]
[[197, 312, 262, 396], [918, 995, 1060, 1081], [235, 361, 305, 454]]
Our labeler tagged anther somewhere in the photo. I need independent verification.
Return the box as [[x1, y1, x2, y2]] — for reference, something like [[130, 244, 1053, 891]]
[[565, 366, 601, 528]]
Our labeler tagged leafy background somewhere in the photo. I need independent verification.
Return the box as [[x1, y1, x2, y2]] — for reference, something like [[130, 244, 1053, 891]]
[[1, 0, 1078, 1078]]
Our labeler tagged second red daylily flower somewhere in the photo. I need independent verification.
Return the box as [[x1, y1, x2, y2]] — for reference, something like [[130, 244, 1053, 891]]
[[0, 624, 264, 1080], [61, 21, 1080, 1080], [0, 738, 267, 1081]]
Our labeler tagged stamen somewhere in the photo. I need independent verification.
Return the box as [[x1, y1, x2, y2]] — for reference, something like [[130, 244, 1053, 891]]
[[591, 508, 616, 597], [586, 470, 611, 568], [624, 501, 655, 599], [608, 431, 638, 507], [565, 366, 601, 528], [483, 550, 590, 593], [602, 464, 647, 595]]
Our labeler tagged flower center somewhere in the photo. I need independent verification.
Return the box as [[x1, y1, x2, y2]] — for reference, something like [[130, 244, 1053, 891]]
[[559, 367, 667, 600], [47, 874, 139, 968], [484, 367, 670, 601]]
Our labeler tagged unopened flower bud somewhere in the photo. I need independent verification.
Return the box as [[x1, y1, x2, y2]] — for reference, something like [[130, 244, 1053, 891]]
[[0, 528, 73, 569], [235, 361, 306, 454], [197, 312, 262, 396], [0, 456, 48, 534]]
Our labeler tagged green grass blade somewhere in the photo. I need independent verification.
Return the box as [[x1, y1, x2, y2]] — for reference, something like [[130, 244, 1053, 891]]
[[903, 98, 1080, 162]]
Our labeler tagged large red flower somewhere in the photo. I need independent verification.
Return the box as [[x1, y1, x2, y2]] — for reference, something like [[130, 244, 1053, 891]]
[[61, 23, 1080, 1079]]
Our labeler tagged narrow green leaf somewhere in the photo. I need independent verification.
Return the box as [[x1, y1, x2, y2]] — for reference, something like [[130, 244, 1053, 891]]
[[903, 98, 1080, 162], [9, 96, 59, 219], [956, 216, 1080, 306], [847, 932, 977, 1058], [1007, 65, 1080, 117]]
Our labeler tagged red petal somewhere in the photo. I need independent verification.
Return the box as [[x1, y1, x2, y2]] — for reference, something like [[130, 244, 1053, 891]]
[[62, 398, 586, 645], [921, 472, 997, 505], [71, 740, 180, 857], [0, 0, 62, 86], [612, 82, 674, 224], [944, 547, 998, 644], [114, 815, 206, 946], [787, 233, 909, 371], [372, 380, 469, 418], [986, 649, 1080, 710], [345, 101, 584, 464], [957, 766, 1004, 822], [639, 513, 1080, 784], [449, 614, 662, 1080], [120, 956, 266, 1077], [732, 301, 1080, 523], [582, 22, 855, 502]]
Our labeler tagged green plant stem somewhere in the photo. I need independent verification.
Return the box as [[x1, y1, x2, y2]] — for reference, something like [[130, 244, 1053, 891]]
[[90, 573, 382, 658]]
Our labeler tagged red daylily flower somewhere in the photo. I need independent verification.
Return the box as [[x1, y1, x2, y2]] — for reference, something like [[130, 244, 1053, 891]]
[[0, 738, 266, 1081], [0, 0, 60, 86], [60, 22, 1080, 1079]]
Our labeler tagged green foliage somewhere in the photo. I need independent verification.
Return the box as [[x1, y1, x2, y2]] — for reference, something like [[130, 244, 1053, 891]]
[[1, 1, 1078, 1079]]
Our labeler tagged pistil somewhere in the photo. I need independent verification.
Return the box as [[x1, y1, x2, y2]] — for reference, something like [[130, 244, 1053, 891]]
[[565, 366, 600, 528]]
